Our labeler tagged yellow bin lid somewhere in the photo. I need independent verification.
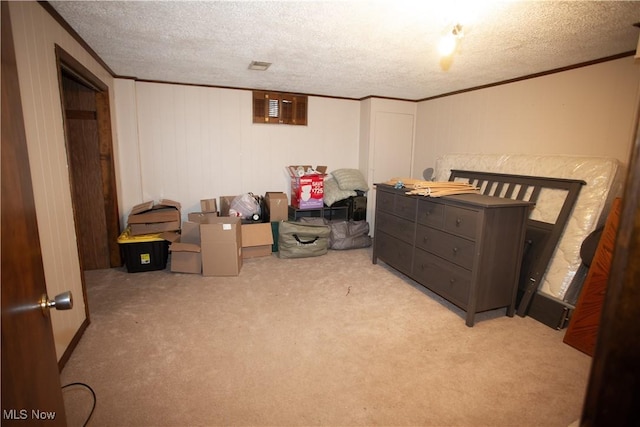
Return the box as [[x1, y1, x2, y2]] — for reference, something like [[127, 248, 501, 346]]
[[117, 227, 165, 244]]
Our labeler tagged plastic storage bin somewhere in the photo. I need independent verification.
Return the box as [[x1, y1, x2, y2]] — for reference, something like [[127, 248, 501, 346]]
[[117, 228, 169, 273]]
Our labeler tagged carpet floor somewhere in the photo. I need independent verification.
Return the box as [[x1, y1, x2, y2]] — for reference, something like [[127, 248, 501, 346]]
[[60, 247, 590, 426]]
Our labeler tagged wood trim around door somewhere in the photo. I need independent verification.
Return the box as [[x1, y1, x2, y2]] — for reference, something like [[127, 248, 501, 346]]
[[54, 44, 121, 270], [53, 46, 122, 371]]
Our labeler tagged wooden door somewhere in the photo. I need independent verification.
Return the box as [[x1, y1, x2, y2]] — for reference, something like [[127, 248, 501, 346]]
[[56, 47, 121, 271], [1, 3, 67, 424], [62, 73, 111, 270], [563, 198, 621, 356], [580, 104, 640, 423]]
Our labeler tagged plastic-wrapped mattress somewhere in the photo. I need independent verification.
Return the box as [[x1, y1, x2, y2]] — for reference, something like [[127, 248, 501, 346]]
[[434, 154, 622, 301]]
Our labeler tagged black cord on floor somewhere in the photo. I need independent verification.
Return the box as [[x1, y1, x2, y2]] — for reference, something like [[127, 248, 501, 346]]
[[61, 382, 96, 427]]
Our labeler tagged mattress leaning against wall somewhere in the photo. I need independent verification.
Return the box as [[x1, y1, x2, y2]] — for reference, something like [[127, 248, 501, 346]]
[[434, 154, 623, 325]]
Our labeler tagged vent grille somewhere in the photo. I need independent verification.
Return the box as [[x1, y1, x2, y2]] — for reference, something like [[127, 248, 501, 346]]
[[248, 61, 271, 71]]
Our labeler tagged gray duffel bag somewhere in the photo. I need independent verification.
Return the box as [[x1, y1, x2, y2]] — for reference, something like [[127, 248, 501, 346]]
[[278, 221, 331, 259], [330, 220, 372, 250], [298, 217, 372, 250]]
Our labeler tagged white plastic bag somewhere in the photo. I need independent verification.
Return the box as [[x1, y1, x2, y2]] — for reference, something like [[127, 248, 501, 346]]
[[229, 193, 260, 219]]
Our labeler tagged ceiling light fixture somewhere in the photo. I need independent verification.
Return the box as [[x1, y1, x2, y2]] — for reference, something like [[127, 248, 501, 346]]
[[248, 61, 271, 71], [438, 23, 464, 57]]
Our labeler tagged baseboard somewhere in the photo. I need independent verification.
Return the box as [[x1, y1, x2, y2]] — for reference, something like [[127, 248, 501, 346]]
[[58, 317, 90, 372]]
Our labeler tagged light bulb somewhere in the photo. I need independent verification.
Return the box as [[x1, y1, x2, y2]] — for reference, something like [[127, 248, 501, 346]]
[[438, 33, 457, 56]]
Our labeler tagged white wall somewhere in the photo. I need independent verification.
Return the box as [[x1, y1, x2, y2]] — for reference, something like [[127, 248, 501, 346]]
[[116, 58, 640, 230], [114, 81, 361, 222], [414, 57, 640, 176], [9, 1, 118, 360]]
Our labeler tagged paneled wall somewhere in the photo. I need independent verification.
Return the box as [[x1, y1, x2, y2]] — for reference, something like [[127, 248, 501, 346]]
[[9, 1, 117, 359], [114, 81, 361, 223], [414, 56, 640, 176], [8, 0, 639, 364]]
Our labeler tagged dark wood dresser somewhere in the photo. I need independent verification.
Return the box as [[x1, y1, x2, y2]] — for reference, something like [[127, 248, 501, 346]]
[[373, 184, 532, 326]]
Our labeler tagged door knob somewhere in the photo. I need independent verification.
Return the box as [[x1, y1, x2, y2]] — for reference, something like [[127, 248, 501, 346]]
[[39, 291, 73, 315]]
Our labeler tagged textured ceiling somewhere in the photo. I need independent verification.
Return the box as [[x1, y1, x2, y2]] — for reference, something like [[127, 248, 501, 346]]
[[49, 0, 640, 100]]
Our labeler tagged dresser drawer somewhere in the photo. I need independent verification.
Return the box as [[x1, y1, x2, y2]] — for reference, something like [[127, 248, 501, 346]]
[[376, 211, 415, 244], [413, 250, 471, 308], [394, 194, 417, 220], [415, 225, 476, 270], [376, 189, 395, 214], [375, 231, 413, 275], [376, 189, 416, 220], [417, 199, 444, 228], [444, 205, 478, 239]]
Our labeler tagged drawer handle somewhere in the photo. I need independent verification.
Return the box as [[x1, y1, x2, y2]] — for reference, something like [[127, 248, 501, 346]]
[[423, 236, 429, 243], [455, 218, 462, 226], [449, 278, 456, 285], [452, 247, 458, 255]]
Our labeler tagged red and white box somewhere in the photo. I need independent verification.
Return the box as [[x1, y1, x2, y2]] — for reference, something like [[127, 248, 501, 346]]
[[286, 165, 327, 209]]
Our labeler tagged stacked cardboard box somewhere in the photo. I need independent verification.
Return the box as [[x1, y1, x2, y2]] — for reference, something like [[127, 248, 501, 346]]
[[241, 223, 274, 258], [188, 198, 219, 223], [165, 215, 244, 276], [161, 197, 275, 276], [165, 221, 201, 274], [127, 199, 181, 235], [119, 199, 180, 273], [164, 198, 243, 275]]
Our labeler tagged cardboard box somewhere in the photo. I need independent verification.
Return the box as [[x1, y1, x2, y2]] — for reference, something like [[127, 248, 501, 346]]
[[128, 199, 181, 235], [169, 242, 201, 274], [128, 199, 181, 223], [200, 198, 218, 213], [188, 211, 219, 223], [167, 221, 202, 274], [180, 221, 201, 244], [200, 217, 242, 276], [286, 165, 327, 210], [265, 192, 288, 221], [129, 221, 181, 236], [241, 223, 274, 258]]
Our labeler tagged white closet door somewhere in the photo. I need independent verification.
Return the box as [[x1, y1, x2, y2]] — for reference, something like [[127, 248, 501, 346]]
[[372, 111, 414, 183], [368, 111, 414, 234]]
